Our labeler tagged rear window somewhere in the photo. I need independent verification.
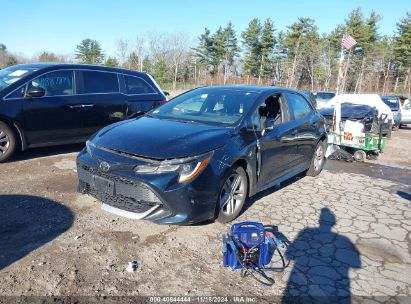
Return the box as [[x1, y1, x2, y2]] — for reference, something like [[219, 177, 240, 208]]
[[82, 71, 119, 94], [124, 75, 155, 94], [382, 97, 399, 109], [316, 92, 335, 100]]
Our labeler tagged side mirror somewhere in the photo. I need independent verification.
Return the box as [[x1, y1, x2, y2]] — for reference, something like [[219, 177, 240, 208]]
[[264, 119, 275, 132], [25, 86, 45, 98], [261, 119, 276, 136]]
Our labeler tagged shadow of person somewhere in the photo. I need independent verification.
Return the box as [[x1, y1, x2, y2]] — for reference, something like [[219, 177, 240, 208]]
[[0, 195, 74, 270], [282, 208, 361, 304]]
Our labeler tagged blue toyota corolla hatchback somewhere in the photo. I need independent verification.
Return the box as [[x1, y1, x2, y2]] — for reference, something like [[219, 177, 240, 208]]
[[77, 86, 327, 224]]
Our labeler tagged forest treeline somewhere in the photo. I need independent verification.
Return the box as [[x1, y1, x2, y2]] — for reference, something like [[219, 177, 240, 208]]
[[1, 8, 410, 95]]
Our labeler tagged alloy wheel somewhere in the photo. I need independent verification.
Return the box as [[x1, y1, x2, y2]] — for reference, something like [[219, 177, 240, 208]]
[[220, 173, 246, 215], [313, 144, 324, 171], [0, 130, 10, 155]]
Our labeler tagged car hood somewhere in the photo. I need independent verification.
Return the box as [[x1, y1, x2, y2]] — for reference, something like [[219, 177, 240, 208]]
[[90, 116, 233, 159]]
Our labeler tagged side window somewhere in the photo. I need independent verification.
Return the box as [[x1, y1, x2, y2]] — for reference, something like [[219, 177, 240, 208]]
[[28, 70, 74, 97], [7, 86, 25, 99], [286, 93, 313, 120], [124, 75, 155, 94], [253, 94, 289, 130], [82, 71, 119, 94]]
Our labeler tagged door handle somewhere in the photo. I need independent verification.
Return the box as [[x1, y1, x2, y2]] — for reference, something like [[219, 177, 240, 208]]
[[81, 104, 94, 108], [65, 104, 82, 109]]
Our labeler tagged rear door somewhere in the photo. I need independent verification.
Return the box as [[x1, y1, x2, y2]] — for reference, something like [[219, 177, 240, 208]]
[[22, 69, 86, 145], [400, 102, 411, 123], [122, 74, 163, 116], [76, 70, 127, 136], [284, 92, 321, 168]]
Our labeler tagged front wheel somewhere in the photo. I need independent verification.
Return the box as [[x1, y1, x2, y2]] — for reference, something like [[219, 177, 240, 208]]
[[0, 122, 17, 162], [216, 165, 248, 223], [306, 141, 326, 177]]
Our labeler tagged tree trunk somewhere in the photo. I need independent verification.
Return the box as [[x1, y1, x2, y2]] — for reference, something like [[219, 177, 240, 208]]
[[258, 56, 265, 85], [394, 75, 399, 93], [289, 37, 301, 88], [341, 49, 352, 93], [355, 55, 366, 93], [403, 67, 411, 93], [382, 58, 391, 94], [173, 61, 178, 90]]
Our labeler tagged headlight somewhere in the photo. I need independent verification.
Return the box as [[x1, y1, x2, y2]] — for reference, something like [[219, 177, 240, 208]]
[[86, 140, 95, 154], [134, 152, 212, 183]]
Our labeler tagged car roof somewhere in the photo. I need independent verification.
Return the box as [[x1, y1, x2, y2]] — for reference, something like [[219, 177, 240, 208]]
[[195, 85, 302, 95], [9, 63, 148, 75]]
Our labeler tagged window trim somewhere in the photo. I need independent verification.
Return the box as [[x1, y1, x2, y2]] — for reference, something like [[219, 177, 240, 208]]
[[122, 73, 158, 96], [4, 69, 77, 100], [4, 68, 125, 100], [285, 92, 314, 121], [79, 70, 120, 95], [250, 93, 291, 131]]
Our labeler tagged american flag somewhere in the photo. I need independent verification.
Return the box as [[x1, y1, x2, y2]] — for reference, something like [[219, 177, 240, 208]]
[[341, 33, 357, 49]]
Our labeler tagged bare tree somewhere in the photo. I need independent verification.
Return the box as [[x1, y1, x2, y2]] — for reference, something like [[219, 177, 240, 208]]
[[116, 38, 129, 68], [167, 32, 189, 90]]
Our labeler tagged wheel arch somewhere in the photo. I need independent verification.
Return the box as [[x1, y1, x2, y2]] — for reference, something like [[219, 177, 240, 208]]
[[231, 157, 256, 196], [0, 117, 26, 151]]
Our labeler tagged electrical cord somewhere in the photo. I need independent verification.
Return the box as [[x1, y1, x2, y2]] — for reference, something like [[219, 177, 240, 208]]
[[232, 236, 289, 286]]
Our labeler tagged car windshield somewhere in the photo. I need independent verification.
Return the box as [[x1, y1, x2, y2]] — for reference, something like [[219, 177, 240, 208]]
[[149, 88, 258, 126], [316, 92, 335, 101], [0, 66, 38, 91], [381, 97, 399, 109]]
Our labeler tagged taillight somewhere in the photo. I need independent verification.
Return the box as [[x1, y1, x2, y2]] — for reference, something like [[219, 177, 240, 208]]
[[161, 98, 168, 104]]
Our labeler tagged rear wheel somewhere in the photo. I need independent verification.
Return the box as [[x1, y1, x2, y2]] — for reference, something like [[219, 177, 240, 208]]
[[306, 141, 326, 177], [216, 165, 248, 223], [0, 121, 17, 162], [353, 150, 366, 162]]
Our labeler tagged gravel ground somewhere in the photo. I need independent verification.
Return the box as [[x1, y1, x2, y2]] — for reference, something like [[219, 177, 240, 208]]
[[0, 127, 410, 301]]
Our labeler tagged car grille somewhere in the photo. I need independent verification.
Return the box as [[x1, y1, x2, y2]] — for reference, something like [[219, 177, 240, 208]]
[[77, 164, 162, 214]]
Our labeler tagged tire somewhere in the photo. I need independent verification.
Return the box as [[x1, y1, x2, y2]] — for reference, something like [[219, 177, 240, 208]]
[[353, 150, 366, 162], [0, 121, 17, 162], [216, 165, 248, 223], [306, 140, 326, 177]]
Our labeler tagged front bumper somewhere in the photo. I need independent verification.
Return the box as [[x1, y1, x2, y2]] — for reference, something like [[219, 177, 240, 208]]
[[76, 145, 226, 224]]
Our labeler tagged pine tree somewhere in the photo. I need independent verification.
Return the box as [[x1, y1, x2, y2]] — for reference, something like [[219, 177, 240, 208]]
[[104, 57, 119, 67], [192, 28, 213, 72], [242, 18, 262, 78], [393, 12, 411, 93], [258, 18, 276, 81], [75, 39, 105, 64], [210, 27, 226, 75]]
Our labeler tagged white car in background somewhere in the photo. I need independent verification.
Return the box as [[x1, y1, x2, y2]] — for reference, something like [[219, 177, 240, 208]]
[[399, 97, 411, 127]]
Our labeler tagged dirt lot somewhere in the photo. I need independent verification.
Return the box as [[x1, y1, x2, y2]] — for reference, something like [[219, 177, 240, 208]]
[[0, 127, 410, 301]]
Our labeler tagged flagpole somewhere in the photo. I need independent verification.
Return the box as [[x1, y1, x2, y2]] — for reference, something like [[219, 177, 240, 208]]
[[336, 47, 344, 95]]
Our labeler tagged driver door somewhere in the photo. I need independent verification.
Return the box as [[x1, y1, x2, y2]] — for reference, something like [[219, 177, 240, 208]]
[[22, 70, 86, 145], [255, 94, 301, 189]]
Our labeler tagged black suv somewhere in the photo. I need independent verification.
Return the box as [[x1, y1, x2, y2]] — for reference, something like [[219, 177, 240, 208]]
[[0, 63, 166, 161]]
